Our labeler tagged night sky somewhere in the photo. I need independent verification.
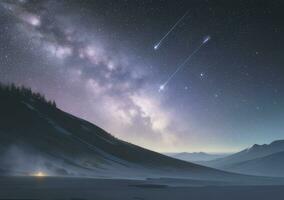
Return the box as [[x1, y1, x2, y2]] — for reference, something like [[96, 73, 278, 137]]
[[1, 0, 284, 153]]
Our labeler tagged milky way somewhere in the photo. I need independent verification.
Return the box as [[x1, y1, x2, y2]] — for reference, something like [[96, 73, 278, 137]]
[[0, 0, 284, 153]]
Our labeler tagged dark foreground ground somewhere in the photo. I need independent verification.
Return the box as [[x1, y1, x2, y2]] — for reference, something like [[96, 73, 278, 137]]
[[1, 176, 284, 200]]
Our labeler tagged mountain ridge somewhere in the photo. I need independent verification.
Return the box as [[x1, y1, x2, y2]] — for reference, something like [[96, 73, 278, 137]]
[[199, 139, 284, 177]]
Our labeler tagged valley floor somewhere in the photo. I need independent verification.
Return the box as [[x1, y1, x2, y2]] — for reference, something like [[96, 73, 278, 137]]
[[1, 176, 284, 200]]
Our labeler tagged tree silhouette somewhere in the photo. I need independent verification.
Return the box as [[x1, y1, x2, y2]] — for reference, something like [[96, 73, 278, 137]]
[[0, 82, 56, 108]]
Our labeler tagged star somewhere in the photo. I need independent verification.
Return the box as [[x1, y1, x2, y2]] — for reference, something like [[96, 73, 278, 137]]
[[159, 84, 165, 92]]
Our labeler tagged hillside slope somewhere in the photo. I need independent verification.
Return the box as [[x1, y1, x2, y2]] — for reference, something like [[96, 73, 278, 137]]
[[0, 84, 235, 180]]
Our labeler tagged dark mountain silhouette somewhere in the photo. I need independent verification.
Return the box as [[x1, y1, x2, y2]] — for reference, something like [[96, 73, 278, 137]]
[[200, 140, 284, 177], [0, 83, 236, 180]]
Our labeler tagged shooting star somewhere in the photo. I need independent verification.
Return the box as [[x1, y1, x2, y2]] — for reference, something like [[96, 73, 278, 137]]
[[154, 10, 189, 50], [159, 36, 211, 92]]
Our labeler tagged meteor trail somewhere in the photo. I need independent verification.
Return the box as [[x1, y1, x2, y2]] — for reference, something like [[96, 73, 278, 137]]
[[159, 36, 211, 92], [154, 10, 189, 50]]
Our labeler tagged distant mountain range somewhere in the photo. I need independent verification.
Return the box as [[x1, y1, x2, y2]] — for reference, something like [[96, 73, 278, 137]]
[[165, 152, 230, 162], [199, 140, 284, 177]]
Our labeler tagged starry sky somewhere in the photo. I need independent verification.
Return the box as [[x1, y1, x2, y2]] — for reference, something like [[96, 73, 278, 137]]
[[1, 0, 284, 153]]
